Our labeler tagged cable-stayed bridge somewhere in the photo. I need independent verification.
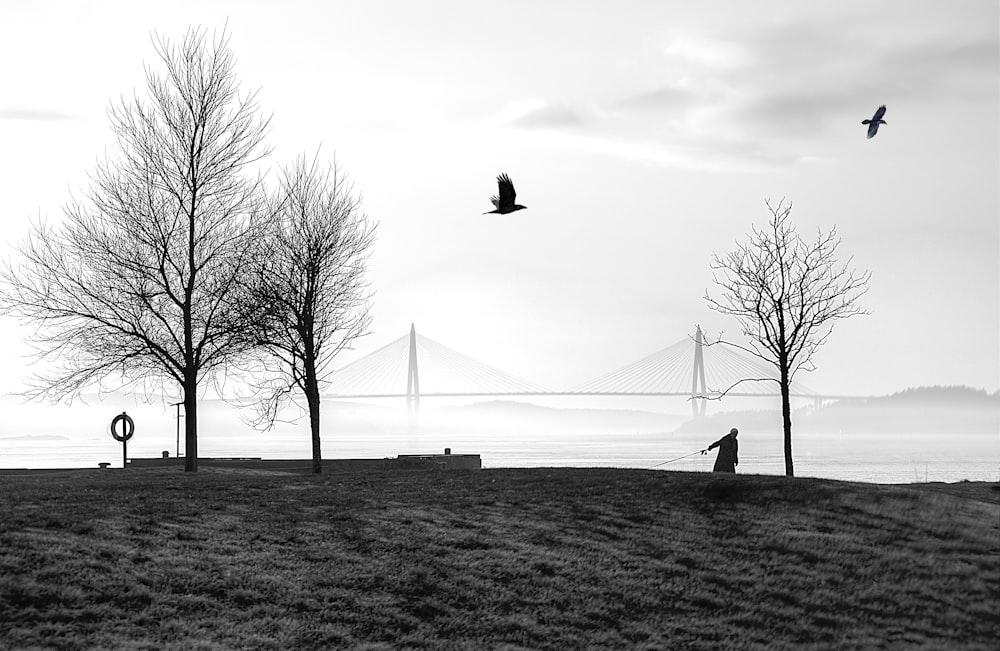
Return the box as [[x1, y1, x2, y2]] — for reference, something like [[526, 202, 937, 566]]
[[326, 324, 834, 417], [325, 324, 549, 399]]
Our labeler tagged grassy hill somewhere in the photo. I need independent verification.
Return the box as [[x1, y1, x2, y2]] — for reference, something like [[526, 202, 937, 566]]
[[1, 467, 997, 649]]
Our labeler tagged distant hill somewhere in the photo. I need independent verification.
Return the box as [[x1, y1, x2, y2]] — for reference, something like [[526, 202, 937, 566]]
[[675, 385, 999, 435], [874, 385, 999, 405]]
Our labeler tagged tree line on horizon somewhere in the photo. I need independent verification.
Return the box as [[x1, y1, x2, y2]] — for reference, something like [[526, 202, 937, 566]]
[[678, 384, 999, 436]]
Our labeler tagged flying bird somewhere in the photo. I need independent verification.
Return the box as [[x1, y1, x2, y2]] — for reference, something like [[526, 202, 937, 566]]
[[862, 105, 887, 139], [483, 173, 527, 214]]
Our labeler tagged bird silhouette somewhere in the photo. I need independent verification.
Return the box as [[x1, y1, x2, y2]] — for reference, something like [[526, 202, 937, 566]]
[[483, 173, 527, 214], [862, 105, 887, 139]]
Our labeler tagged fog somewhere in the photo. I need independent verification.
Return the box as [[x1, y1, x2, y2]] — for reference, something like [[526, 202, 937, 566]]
[[1, 387, 996, 483]]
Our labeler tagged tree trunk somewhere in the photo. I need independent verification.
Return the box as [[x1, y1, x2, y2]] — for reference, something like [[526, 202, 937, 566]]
[[780, 363, 794, 477], [304, 362, 323, 475], [305, 384, 322, 474], [183, 369, 198, 472]]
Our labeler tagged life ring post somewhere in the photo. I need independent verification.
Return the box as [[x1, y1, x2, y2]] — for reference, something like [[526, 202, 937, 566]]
[[110, 412, 136, 469]]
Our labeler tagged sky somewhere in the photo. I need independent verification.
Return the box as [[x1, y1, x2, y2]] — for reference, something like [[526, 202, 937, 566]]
[[0, 0, 997, 401]]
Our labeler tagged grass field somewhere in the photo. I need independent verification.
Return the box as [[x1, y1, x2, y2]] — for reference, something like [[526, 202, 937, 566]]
[[1, 467, 998, 650]]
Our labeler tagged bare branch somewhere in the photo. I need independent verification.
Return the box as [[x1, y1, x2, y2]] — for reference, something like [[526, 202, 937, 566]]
[[703, 199, 870, 476], [233, 151, 377, 473], [690, 377, 781, 402]]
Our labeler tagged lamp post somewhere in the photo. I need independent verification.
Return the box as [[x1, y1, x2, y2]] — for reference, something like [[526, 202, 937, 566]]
[[171, 401, 184, 458]]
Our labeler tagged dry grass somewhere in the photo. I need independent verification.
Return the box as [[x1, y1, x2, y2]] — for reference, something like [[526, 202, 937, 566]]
[[1, 467, 997, 649]]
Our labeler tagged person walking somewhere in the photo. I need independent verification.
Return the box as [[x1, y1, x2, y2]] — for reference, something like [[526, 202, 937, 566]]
[[707, 428, 739, 473]]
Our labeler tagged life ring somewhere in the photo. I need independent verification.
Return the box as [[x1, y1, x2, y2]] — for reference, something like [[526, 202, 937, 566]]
[[110, 412, 135, 442]]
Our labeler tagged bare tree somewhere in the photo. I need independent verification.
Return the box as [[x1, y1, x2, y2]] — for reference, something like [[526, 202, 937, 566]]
[[0, 27, 271, 472], [704, 200, 870, 476], [245, 153, 376, 474]]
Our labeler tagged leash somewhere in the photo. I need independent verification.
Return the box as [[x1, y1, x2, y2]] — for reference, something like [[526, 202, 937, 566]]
[[649, 448, 708, 469]]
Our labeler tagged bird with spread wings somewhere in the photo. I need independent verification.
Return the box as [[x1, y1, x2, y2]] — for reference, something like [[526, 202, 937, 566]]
[[862, 105, 887, 139], [483, 173, 527, 214]]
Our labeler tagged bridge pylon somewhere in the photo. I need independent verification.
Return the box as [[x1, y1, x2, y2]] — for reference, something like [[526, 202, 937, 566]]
[[406, 323, 420, 416], [691, 325, 707, 419]]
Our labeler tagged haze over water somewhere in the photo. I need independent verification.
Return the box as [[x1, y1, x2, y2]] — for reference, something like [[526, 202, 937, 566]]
[[2, 396, 996, 485]]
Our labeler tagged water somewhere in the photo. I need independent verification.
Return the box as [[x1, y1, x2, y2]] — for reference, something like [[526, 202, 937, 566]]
[[1, 398, 997, 484]]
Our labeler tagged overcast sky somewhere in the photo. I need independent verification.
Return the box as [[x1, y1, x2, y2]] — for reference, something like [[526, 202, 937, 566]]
[[1, 0, 997, 398]]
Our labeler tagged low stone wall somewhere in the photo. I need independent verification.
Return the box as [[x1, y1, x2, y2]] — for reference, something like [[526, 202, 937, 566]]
[[397, 453, 482, 470], [128, 453, 481, 472]]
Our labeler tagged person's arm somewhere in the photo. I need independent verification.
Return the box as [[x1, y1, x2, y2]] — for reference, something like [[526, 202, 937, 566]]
[[708, 437, 722, 450]]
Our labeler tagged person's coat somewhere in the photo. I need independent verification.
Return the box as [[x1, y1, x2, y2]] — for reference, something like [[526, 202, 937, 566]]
[[708, 433, 738, 473]]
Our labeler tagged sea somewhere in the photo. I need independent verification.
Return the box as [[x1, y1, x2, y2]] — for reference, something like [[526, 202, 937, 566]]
[[1, 397, 997, 484]]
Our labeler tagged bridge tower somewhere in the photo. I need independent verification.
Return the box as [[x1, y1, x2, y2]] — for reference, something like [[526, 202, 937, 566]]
[[691, 325, 707, 419], [406, 323, 420, 416]]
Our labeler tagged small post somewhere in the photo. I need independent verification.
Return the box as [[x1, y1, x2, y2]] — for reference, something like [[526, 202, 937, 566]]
[[171, 401, 183, 458]]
